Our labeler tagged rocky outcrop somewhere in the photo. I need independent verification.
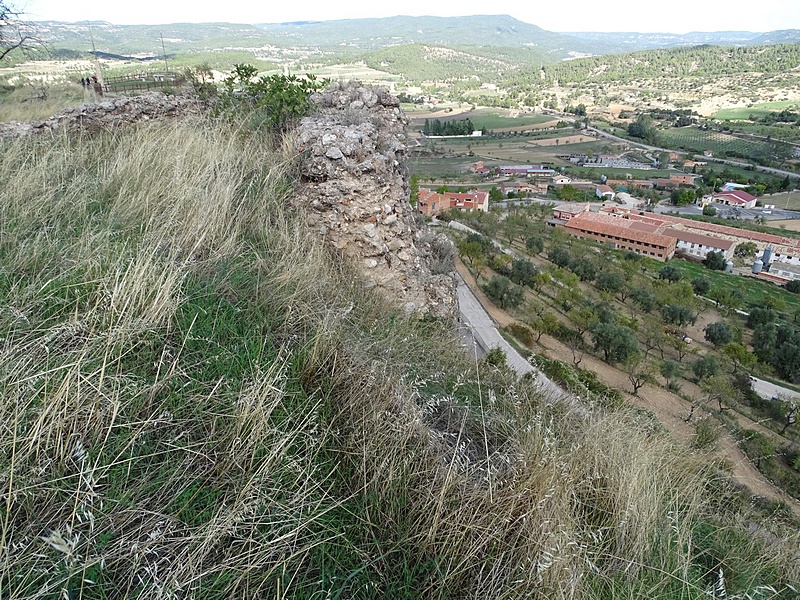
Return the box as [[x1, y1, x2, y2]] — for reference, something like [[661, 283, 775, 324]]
[[294, 82, 457, 319], [0, 92, 200, 138]]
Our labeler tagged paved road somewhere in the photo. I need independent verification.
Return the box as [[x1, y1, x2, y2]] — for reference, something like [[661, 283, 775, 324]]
[[693, 154, 800, 180], [456, 273, 568, 401], [750, 376, 799, 403]]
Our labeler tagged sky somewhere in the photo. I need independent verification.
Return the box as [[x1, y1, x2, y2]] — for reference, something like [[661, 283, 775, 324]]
[[19, 0, 800, 33]]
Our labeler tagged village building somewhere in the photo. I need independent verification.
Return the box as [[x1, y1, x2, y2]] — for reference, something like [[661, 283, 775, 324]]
[[652, 178, 682, 190], [663, 229, 736, 259], [712, 189, 757, 209], [471, 161, 491, 175], [607, 179, 655, 190], [561, 213, 677, 261], [669, 173, 701, 185], [417, 188, 489, 217], [550, 202, 590, 223], [496, 165, 556, 177], [595, 184, 616, 200], [598, 207, 800, 265], [683, 160, 707, 169], [766, 262, 800, 282], [501, 181, 548, 196]]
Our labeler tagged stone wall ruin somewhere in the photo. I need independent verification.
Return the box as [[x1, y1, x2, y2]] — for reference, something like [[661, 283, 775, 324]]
[[294, 82, 457, 319]]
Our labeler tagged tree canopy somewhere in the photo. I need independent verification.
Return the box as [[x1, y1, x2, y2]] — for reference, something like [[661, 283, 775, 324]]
[[590, 322, 639, 364], [1, 1, 33, 63], [704, 322, 733, 347], [703, 250, 727, 271]]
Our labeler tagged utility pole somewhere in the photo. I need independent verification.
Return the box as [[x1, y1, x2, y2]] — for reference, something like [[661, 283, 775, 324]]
[[161, 33, 169, 73]]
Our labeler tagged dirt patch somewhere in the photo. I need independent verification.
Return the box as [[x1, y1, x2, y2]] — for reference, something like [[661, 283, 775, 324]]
[[526, 134, 592, 147], [605, 103, 635, 119], [537, 330, 800, 517], [766, 219, 800, 231]]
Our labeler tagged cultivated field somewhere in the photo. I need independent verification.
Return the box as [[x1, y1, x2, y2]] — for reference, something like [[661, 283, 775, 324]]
[[408, 107, 556, 132], [658, 127, 794, 162], [768, 219, 800, 231], [714, 101, 800, 120], [308, 63, 404, 84]]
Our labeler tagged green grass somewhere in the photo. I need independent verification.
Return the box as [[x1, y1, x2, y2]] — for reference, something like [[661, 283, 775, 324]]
[[764, 191, 800, 212], [0, 102, 798, 598], [167, 51, 280, 72], [714, 101, 800, 121], [0, 84, 89, 123], [409, 108, 555, 132], [665, 258, 800, 317]]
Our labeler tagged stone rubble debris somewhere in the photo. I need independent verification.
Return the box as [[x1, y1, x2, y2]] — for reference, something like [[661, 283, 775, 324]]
[[0, 92, 200, 138]]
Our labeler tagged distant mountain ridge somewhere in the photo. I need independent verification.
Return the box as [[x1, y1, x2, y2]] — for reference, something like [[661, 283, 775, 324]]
[[32, 15, 800, 60]]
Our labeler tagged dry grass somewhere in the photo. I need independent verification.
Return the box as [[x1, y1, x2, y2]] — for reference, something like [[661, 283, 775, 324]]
[[0, 117, 797, 598], [0, 84, 89, 123]]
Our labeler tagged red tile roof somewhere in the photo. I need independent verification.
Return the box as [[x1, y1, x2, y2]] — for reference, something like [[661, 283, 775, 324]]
[[554, 202, 590, 215], [713, 190, 756, 204], [564, 213, 676, 249], [610, 209, 800, 249], [662, 229, 735, 250]]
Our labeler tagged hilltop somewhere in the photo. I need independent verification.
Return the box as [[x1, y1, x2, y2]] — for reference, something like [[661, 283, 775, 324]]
[[0, 78, 799, 597]]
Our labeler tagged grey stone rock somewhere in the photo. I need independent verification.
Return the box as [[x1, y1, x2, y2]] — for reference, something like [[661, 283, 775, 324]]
[[293, 81, 457, 320]]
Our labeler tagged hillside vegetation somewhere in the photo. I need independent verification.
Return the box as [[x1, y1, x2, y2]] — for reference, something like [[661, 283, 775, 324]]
[[0, 112, 798, 597], [363, 44, 546, 84], [505, 43, 800, 89]]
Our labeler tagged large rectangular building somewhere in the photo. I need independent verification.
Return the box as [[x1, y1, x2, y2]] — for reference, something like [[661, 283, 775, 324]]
[[599, 207, 800, 266], [662, 229, 735, 259], [563, 213, 677, 261]]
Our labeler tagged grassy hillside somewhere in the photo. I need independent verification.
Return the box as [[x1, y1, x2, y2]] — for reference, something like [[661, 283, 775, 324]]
[[0, 117, 798, 597]]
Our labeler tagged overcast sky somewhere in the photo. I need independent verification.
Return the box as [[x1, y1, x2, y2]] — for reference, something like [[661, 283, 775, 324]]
[[20, 0, 800, 33]]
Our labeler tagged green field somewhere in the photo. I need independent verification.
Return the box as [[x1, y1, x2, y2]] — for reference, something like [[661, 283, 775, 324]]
[[714, 101, 800, 121], [763, 191, 800, 211], [101, 52, 280, 78], [669, 259, 800, 317], [658, 127, 794, 162], [409, 108, 555, 131], [412, 130, 626, 179], [409, 156, 478, 180]]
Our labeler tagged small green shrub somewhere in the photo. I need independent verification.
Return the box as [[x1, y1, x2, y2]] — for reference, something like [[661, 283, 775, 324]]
[[693, 417, 721, 450], [215, 64, 325, 131]]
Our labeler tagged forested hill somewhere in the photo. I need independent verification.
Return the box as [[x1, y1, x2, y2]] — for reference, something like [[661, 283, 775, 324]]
[[258, 14, 612, 55], [504, 43, 800, 89], [361, 44, 546, 83]]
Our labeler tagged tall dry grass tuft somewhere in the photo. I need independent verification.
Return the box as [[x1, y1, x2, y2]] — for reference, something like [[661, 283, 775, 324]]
[[0, 117, 797, 599]]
